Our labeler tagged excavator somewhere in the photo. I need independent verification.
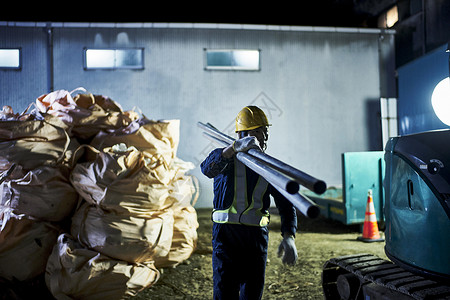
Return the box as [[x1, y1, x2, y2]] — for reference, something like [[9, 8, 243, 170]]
[[322, 129, 450, 299]]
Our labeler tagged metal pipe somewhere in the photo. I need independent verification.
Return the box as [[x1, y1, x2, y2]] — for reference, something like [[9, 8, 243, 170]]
[[202, 132, 229, 147], [203, 131, 319, 218], [203, 132, 299, 194], [202, 122, 234, 143], [45, 22, 54, 93], [274, 184, 321, 218], [234, 152, 319, 217], [198, 122, 327, 194], [236, 152, 299, 195], [248, 149, 327, 194]]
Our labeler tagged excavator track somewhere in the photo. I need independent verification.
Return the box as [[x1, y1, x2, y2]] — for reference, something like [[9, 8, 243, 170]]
[[322, 253, 450, 300]]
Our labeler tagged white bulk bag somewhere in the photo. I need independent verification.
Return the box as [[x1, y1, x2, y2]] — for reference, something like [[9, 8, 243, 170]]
[[70, 145, 176, 216], [90, 118, 180, 168], [155, 204, 199, 268], [46, 234, 159, 300], [0, 165, 78, 222], [0, 215, 59, 281], [36, 89, 136, 140], [71, 202, 174, 263], [0, 113, 79, 171]]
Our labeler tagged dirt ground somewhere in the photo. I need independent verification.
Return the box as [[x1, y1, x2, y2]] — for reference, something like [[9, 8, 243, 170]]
[[134, 207, 387, 300], [1, 207, 387, 299]]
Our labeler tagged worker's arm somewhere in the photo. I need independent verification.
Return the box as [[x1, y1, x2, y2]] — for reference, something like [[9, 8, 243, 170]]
[[200, 136, 261, 178], [272, 187, 299, 266], [201, 136, 261, 178], [200, 148, 233, 178], [272, 187, 297, 237]]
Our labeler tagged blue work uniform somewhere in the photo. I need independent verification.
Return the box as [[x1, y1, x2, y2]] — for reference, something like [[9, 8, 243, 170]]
[[201, 148, 297, 300]]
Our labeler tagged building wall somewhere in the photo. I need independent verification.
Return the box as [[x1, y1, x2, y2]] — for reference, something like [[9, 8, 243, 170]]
[[0, 26, 48, 109], [0, 23, 394, 207]]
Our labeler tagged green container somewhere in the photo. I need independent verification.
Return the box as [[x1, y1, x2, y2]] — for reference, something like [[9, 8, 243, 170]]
[[303, 151, 385, 225]]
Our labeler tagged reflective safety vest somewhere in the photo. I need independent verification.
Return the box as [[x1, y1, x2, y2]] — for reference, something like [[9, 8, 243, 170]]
[[211, 159, 270, 227]]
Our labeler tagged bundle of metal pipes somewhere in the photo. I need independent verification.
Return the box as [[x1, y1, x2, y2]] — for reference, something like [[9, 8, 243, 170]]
[[198, 122, 326, 218]]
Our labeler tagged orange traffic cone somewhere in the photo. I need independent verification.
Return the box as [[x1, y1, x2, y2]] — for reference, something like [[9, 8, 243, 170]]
[[357, 190, 384, 242]]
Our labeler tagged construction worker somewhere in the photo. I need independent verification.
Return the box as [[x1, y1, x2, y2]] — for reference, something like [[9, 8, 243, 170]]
[[200, 105, 298, 300]]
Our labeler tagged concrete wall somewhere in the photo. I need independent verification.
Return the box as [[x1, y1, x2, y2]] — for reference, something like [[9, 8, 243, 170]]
[[0, 23, 395, 207]]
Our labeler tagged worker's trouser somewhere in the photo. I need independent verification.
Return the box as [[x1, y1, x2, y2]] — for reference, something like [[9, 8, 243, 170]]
[[212, 223, 269, 300]]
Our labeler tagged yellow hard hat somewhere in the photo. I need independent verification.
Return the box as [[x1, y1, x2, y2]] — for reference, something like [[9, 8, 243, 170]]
[[235, 106, 271, 132]]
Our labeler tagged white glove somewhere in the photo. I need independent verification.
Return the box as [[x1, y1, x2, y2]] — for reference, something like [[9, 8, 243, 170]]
[[233, 136, 261, 152], [277, 235, 298, 266]]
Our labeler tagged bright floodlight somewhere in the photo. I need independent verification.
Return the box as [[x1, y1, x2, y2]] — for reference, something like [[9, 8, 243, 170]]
[[431, 77, 450, 126]]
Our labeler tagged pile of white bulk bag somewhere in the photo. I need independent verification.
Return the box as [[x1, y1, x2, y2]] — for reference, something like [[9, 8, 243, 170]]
[[68, 125, 198, 267], [0, 89, 199, 299]]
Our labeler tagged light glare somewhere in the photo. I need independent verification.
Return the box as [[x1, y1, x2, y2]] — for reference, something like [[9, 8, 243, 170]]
[[431, 77, 450, 126]]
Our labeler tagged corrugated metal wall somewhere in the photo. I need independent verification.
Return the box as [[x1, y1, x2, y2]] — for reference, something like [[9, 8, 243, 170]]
[[0, 26, 48, 108], [0, 23, 395, 207]]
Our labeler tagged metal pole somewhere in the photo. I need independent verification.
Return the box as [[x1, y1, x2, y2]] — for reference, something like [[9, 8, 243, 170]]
[[45, 22, 54, 93], [236, 152, 299, 195], [248, 149, 327, 194], [202, 132, 299, 194], [202, 132, 319, 217], [274, 183, 320, 218], [198, 122, 327, 194]]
